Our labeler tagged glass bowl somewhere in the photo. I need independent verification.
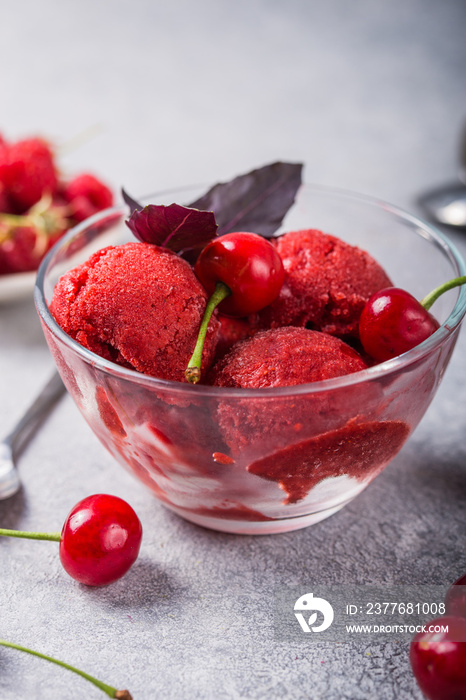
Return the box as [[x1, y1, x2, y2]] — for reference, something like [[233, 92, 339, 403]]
[[34, 185, 466, 534]]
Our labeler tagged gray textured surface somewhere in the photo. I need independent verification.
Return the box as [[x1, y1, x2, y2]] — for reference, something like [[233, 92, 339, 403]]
[[1, 1, 466, 698]]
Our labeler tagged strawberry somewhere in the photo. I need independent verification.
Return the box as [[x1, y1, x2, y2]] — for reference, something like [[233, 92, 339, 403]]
[[0, 131, 114, 275], [0, 226, 41, 273], [64, 173, 113, 222], [0, 196, 68, 274], [0, 140, 11, 211], [0, 184, 13, 214], [0, 137, 58, 213]]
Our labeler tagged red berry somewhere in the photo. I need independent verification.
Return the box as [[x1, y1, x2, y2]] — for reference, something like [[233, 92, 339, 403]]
[[445, 574, 466, 618], [410, 616, 466, 700], [59, 494, 142, 586], [194, 231, 285, 316], [64, 173, 114, 222], [0, 136, 9, 174], [0, 137, 58, 212], [0, 197, 69, 274], [359, 287, 440, 362], [0, 185, 14, 213], [0, 226, 43, 273]]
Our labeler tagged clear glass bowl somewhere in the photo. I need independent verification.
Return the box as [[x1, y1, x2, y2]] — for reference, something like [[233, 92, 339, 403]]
[[34, 185, 466, 534]]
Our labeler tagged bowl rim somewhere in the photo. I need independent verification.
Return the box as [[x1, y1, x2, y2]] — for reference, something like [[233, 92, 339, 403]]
[[34, 182, 466, 399]]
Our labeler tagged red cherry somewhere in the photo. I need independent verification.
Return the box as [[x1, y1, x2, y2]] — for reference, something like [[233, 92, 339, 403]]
[[0, 493, 142, 586], [194, 231, 285, 316], [59, 494, 142, 586], [445, 573, 466, 618], [359, 287, 440, 362], [410, 616, 466, 700], [186, 232, 285, 383]]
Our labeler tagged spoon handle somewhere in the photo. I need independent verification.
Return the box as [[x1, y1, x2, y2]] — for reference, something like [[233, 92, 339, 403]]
[[5, 370, 66, 455]]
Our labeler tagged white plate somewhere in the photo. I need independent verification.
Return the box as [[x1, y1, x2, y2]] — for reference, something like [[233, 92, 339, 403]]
[[0, 270, 37, 303]]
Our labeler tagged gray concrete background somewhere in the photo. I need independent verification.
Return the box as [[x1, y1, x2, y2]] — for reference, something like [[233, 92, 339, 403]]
[[0, 1, 465, 698]]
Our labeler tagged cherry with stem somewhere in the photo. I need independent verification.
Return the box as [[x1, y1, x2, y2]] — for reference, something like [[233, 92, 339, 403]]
[[0, 639, 132, 699], [359, 275, 466, 362], [186, 231, 285, 383], [0, 494, 142, 586]]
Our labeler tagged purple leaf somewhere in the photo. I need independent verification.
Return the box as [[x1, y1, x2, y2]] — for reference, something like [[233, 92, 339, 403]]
[[122, 188, 142, 216], [122, 161, 302, 259], [125, 202, 217, 254], [189, 161, 303, 238]]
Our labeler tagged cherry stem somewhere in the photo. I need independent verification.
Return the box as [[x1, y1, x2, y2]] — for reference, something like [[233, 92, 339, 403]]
[[185, 281, 231, 384], [0, 640, 132, 699], [420, 275, 466, 311], [0, 527, 61, 542]]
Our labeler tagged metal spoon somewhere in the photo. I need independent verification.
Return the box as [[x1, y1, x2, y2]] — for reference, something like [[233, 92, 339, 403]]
[[418, 122, 466, 228], [0, 371, 66, 499]]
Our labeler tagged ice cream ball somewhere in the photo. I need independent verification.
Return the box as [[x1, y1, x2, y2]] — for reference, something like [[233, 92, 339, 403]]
[[252, 229, 392, 339], [50, 241, 219, 383]]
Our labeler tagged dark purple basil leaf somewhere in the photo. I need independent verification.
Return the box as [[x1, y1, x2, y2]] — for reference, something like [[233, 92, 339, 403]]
[[125, 203, 217, 253], [123, 161, 302, 258], [189, 161, 303, 238], [121, 188, 143, 216]]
